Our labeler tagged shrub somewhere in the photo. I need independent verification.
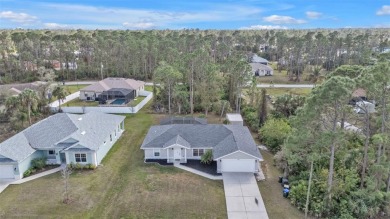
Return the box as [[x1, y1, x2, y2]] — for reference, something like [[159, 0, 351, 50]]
[[85, 163, 96, 170], [31, 157, 47, 170], [259, 118, 291, 153], [201, 150, 213, 164], [23, 168, 33, 178], [74, 163, 83, 170]]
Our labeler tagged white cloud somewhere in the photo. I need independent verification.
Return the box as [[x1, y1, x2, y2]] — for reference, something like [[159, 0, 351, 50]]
[[263, 15, 306, 24], [377, 5, 390, 15], [36, 3, 261, 29], [306, 11, 322, 19], [240, 25, 288, 30], [43, 23, 69, 29], [123, 22, 156, 29], [0, 11, 38, 24]]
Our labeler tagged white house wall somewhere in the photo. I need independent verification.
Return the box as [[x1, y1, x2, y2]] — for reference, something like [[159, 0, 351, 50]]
[[96, 126, 124, 165], [144, 149, 168, 159], [16, 150, 44, 179]]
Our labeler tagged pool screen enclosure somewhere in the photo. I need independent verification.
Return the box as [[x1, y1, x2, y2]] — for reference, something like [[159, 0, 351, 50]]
[[98, 88, 135, 104]]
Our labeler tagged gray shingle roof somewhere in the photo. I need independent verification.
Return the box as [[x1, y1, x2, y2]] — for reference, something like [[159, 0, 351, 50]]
[[0, 112, 125, 162], [0, 132, 35, 162], [140, 124, 262, 160], [24, 113, 78, 149], [80, 77, 145, 92]]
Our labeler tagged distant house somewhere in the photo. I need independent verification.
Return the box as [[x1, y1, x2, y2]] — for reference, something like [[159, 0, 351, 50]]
[[1, 81, 46, 96], [349, 88, 367, 105], [0, 112, 125, 179], [250, 54, 269, 65], [250, 63, 273, 76], [62, 62, 78, 70], [141, 124, 263, 173], [79, 78, 145, 104], [23, 61, 38, 71]]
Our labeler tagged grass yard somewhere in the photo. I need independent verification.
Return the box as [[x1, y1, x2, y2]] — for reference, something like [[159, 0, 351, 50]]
[[0, 109, 226, 218], [62, 85, 88, 94], [62, 98, 99, 107], [256, 62, 314, 85], [257, 150, 309, 219], [265, 87, 312, 97], [128, 96, 146, 107]]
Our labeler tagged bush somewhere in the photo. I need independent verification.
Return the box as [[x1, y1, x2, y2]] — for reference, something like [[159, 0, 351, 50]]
[[259, 118, 291, 153], [31, 157, 47, 170], [85, 163, 96, 170], [201, 150, 213, 164], [23, 168, 34, 178]]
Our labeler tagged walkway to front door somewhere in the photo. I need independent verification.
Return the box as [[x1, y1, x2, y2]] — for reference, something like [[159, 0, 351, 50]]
[[222, 173, 269, 219]]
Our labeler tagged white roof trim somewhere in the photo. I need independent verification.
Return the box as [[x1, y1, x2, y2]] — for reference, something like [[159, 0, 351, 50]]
[[164, 143, 191, 149], [214, 150, 262, 161]]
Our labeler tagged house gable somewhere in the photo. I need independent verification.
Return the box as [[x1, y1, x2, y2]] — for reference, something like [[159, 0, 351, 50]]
[[214, 150, 262, 160]]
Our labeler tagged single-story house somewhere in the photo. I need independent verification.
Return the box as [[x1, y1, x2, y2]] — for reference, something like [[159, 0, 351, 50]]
[[250, 63, 274, 76], [79, 77, 145, 102], [141, 124, 263, 173], [226, 113, 243, 126], [0, 111, 125, 179], [0, 81, 46, 96], [250, 54, 269, 65], [354, 101, 376, 114]]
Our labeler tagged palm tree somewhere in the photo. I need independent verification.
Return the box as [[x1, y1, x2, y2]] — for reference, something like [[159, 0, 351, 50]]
[[5, 95, 20, 115], [19, 89, 39, 125], [52, 86, 69, 112]]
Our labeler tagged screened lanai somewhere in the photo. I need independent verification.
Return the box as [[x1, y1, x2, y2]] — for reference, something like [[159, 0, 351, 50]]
[[98, 88, 135, 105]]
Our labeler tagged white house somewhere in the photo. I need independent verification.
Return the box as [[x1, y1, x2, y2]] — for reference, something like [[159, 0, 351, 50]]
[[79, 77, 145, 101], [0, 112, 125, 179], [141, 124, 263, 173], [250, 63, 274, 76]]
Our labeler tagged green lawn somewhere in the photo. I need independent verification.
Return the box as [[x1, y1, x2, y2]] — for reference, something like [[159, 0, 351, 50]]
[[62, 85, 88, 94], [265, 88, 312, 97], [128, 96, 146, 107], [256, 62, 315, 85], [145, 85, 153, 92], [62, 98, 99, 107], [0, 110, 227, 218], [258, 150, 309, 219]]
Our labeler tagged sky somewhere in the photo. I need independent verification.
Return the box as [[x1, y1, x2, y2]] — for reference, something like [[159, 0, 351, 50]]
[[0, 0, 389, 30]]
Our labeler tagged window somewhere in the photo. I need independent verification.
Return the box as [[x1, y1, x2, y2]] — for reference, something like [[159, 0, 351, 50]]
[[48, 150, 55, 155], [110, 134, 112, 142], [193, 149, 205, 157], [75, 153, 87, 162], [154, 149, 160, 157]]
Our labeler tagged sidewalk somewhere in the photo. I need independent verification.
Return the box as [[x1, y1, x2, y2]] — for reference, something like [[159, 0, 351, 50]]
[[0, 164, 65, 194], [174, 163, 223, 180]]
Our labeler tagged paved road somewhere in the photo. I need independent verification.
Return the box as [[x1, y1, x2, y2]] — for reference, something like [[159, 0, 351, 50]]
[[256, 84, 315, 88], [223, 173, 269, 219]]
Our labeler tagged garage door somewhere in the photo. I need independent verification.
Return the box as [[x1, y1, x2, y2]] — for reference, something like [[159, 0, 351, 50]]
[[0, 165, 14, 179], [221, 159, 255, 173]]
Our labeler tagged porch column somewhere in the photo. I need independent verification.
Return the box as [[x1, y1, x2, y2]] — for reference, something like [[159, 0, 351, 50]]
[[167, 149, 169, 163], [184, 149, 187, 162]]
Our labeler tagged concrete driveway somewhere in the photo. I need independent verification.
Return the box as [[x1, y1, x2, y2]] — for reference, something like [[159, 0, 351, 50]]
[[223, 173, 269, 219]]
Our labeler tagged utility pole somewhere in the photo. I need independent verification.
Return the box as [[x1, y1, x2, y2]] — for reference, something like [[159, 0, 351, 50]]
[[100, 62, 103, 80]]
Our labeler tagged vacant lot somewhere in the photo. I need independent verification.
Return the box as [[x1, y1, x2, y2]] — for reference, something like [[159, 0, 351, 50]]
[[63, 85, 88, 94], [0, 110, 226, 218]]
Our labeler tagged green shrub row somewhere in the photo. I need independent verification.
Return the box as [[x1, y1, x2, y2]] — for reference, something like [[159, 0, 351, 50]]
[[67, 162, 96, 170]]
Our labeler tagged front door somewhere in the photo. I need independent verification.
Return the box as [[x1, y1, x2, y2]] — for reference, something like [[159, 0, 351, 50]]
[[174, 148, 181, 160], [60, 153, 66, 163]]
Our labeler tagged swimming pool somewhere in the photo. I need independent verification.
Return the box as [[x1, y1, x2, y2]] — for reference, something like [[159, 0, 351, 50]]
[[111, 98, 126, 105]]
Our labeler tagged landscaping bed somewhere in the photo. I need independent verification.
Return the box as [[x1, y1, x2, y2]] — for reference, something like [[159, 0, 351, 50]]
[[182, 160, 221, 176]]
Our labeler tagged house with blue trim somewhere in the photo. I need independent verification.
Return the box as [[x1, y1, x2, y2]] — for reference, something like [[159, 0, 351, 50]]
[[0, 112, 125, 179]]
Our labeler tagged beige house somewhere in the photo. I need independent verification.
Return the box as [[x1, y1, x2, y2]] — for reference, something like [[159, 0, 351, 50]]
[[79, 78, 145, 101]]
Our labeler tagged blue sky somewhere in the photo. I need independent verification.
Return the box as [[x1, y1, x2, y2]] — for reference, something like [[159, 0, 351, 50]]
[[0, 0, 389, 29]]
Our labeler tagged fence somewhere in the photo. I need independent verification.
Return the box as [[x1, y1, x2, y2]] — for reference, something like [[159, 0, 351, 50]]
[[50, 91, 153, 114]]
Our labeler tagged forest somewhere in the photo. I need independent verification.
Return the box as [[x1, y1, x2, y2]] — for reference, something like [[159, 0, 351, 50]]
[[0, 28, 390, 218]]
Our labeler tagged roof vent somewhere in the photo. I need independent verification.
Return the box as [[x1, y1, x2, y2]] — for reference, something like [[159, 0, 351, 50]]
[[81, 131, 86, 135], [78, 117, 82, 121]]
